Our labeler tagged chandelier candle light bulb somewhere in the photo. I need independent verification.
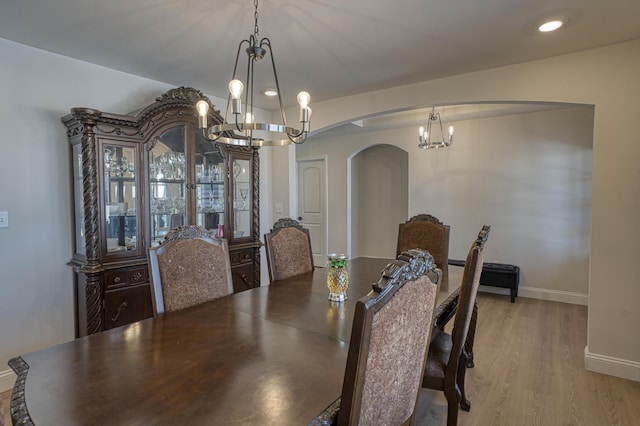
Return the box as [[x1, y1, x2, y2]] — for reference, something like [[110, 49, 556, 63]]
[[298, 91, 311, 127], [229, 80, 244, 99], [196, 100, 209, 129], [244, 112, 254, 138], [229, 79, 244, 115], [297, 91, 310, 108]]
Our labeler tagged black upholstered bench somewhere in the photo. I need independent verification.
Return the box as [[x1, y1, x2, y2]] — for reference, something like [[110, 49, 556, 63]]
[[449, 259, 520, 303]]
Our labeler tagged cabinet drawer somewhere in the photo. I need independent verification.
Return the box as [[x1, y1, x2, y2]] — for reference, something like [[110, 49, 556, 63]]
[[230, 249, 254, 266], [232, 263, 256, 293], [104, 284, 153, 330], [104, 266, 148, 289]]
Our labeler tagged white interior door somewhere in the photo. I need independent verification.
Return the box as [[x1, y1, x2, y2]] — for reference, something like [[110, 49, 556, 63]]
[[297, 159, 326, 266]]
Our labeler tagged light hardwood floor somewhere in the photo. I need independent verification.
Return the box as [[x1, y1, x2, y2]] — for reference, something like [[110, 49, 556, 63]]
[[415, 293, 640, 425], [1, 388, 7, 426], [1, 294, 639, 425]]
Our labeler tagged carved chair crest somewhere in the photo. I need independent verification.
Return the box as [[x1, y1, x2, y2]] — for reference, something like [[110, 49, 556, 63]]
[[407, 213, 444, 225], [271, 217, 306, 232], [373, 248, 438, 293], [162, 225, 214, 243]]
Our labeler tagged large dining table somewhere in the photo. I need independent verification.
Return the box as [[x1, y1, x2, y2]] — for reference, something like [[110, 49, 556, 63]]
[[8, 257, 465, 425]]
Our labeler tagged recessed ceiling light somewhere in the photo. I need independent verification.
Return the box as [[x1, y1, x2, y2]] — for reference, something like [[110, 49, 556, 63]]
[[538, 19, 564, 32], [263, 89, 278, 97]]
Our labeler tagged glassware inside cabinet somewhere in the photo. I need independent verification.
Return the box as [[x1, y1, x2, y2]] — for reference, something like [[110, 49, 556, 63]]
[[103, 144, 138, 253], [195, 132, 224, 234], [149, 127, 186, 245], [232, 158, 251, 239]]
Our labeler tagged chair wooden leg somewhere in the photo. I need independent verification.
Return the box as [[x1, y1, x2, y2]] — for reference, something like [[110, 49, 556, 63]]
[[443, 380, 462, 426], [464, 301, 478, 368], [446, 395, 460, 426], [458, 353, 471, 412]]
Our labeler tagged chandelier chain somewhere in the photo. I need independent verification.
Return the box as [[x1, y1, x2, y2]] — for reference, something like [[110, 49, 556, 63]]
[[253, 0, 260, 40]]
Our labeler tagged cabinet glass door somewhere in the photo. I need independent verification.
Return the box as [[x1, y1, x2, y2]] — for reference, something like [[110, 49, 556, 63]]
[[149, 127, 186, 245], [103, 143, 138, 253], [195, 133, 224, 234], [232, 158, 251, 239]]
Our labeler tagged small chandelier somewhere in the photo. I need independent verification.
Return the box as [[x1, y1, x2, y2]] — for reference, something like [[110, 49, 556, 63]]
[[418, 107, 454, 149], [196, 0, 311, 147]]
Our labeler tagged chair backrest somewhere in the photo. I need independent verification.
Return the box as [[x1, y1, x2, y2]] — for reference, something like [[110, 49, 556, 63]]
[[264, 218, 314, 282], [396, 214, 450, 285], [147, 225, 234, 315], [446, 225, 490, 376], [337, 248, 441, 426]]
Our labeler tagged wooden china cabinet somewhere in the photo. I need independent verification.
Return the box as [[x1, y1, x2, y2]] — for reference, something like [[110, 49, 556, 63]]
[[63, 87, 261, 337]]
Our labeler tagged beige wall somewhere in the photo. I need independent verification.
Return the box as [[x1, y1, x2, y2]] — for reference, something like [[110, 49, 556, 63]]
[[288, 39, 640, 380]]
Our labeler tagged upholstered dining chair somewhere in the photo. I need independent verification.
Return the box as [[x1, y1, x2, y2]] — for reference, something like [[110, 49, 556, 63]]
[[310, 248, 441, 426], [397, 214, 451, 286], [147, 225, 234, 315], [264, 218, 314, 282], [421, 225, 490, 426]]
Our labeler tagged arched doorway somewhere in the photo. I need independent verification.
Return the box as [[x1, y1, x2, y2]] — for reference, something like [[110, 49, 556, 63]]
[[348, 144, 408, 258]]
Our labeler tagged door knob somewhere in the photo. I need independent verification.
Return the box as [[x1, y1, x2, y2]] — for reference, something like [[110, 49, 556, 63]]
[[297, 217, 302, 220]]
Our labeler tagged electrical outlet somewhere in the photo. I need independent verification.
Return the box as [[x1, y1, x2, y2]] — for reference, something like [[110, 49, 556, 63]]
[[0, 211, 8, 228], [274, 202, 283, 213]]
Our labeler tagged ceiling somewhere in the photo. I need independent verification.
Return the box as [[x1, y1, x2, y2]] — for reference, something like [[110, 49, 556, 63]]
[[2, 0, 639, 117]]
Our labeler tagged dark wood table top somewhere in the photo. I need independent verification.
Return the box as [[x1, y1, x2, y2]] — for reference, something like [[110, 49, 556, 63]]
[[9, 257, 462, 425]]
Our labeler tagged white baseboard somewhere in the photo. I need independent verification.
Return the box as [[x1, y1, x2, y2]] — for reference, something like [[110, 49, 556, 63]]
[[479, 285, 588, 306], [0, 368, 16, 393], [584, 346, 640, 382]]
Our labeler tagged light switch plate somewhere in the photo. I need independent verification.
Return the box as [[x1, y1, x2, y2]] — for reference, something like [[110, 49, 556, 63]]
[[0, 211, 8, 228], [274, 202, 284, 213]]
